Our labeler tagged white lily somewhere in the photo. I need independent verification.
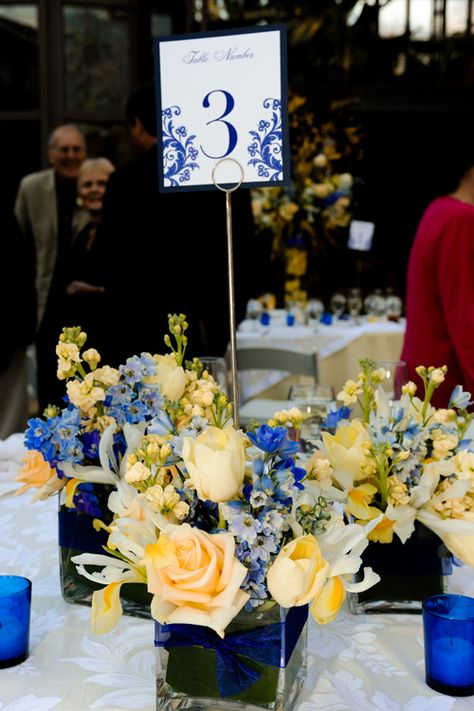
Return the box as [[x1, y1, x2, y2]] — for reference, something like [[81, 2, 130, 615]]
[[72, 512, 156, 634], [416, 509, 474, 566], [316, 514, 380, 594]]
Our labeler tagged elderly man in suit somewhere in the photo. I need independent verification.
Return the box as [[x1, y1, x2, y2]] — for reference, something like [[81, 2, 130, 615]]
[[15, 124, 89, 411]]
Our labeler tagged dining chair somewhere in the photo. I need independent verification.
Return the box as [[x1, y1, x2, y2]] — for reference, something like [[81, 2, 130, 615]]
[[236, 346, 319, 426]]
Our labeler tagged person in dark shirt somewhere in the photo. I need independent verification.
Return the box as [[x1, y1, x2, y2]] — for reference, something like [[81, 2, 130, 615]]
[[64, 157, 116, 357], [98, 84, 265, 366], [15, 125, 88, 411]]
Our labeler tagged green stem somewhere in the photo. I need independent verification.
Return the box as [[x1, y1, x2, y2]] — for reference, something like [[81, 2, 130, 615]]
[[76, 362, 88, 379]]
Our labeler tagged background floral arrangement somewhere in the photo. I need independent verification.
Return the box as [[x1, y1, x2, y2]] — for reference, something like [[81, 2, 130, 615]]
[[251, 93, 363, 306], [309, 359, 474, 565]]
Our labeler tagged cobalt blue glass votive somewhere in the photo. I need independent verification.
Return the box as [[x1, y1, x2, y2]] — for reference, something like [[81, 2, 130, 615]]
[[0, 576, 32, 668], [423, 593, 474, 696]]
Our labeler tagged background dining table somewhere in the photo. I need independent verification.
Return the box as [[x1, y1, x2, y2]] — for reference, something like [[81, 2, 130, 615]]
[[237, 312, 406, 403], [1, 434, 473, 711]]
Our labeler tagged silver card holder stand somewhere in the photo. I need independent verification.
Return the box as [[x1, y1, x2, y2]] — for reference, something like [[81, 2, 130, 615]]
[[211, 157, 244, 427]]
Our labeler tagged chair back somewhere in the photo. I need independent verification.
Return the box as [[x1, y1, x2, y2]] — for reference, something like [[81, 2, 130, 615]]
[[236, 347, 318, 380]]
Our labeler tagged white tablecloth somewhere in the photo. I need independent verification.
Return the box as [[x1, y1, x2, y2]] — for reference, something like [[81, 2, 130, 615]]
[[238, 315, 405, 402], [1, 472, 473, 710]]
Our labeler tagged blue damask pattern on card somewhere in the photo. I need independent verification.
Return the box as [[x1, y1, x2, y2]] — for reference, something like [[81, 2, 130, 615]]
[[247, 98, 283, 182], [162, 106, 200, 186]]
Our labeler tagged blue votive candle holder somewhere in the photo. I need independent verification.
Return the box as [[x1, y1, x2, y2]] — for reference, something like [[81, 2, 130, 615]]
[[0, 576, 32, 668], [423, 593, 474, 696]]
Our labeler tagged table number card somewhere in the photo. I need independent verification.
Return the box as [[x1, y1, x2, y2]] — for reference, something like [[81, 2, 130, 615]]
[[153, 25, 289, 192]]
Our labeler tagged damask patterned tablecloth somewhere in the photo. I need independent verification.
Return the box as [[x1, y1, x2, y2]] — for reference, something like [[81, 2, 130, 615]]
[[1, 481, 473, 711]]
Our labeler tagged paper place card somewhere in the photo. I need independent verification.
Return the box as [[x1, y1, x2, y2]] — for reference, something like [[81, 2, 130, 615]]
[[348, 220, 375, 252], [153, 25, 289, 192]]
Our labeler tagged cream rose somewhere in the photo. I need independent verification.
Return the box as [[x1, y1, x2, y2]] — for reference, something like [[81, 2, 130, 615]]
[[267, 535, 330, 608], [144, 524, 249, 637], [153, 354, 186, 400], [182, 425, 246, 502], [322, 420, 373, 484]]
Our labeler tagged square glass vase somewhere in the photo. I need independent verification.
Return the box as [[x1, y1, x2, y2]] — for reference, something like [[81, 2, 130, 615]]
[[155, 602, 308, 711], [58, 484, 151, 618], [348, 521, 453, 614]]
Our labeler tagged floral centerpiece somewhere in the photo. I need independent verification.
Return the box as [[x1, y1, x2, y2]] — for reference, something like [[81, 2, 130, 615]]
[[251, 94, 362, 306], [28, 322, 379, 709], [17, 315, 231, 613], [309, 359, 474, 612]]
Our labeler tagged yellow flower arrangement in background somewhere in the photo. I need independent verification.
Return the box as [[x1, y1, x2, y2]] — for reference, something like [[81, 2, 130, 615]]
[[251, 94, 363, 305]]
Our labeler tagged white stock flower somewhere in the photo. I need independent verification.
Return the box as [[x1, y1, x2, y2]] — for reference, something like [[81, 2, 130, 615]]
[[94, 365, 120, 387], [82, 348, 101, 368], [430, 368, 446, 384], [66, 373, 106, 411], [125, 461, 152, 484], [143, 484, 189, 521]]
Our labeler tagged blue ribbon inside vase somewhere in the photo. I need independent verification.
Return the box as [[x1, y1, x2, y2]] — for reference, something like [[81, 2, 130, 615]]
[[154, 604, 308, 698]]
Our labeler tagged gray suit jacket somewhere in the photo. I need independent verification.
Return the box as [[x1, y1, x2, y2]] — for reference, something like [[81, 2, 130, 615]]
[[15, 168, 88, 326]]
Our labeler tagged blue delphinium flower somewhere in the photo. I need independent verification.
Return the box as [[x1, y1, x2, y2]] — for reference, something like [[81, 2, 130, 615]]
[[249, 424, 298, 454], [82, 430, 100, 460], [227, 513, 262, 545], [321, 405, 351, 431], [148, 410, 176, 437], [449, 385, 472, 410], [24, 417, 56, 463]]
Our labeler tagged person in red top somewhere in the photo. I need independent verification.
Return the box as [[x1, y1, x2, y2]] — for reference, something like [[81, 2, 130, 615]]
[[401, 156, 474, 406]]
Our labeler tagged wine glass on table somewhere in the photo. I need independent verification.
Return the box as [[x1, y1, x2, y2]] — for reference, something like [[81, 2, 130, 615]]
[[347, 288, 362, 323], [305, 298, 324, 327], [330, 292, 346, 320], [288, 383, 336, 451], [199, 357, 229, 394], [246, 299, 263, 330], [375, 360, 408, 405]]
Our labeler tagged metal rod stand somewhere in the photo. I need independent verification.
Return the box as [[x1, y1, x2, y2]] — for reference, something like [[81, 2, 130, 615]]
[[211, 158, 244, 427]]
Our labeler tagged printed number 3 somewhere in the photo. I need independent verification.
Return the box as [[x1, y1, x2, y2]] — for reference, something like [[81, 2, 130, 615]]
[[201, 89, 238, 159]]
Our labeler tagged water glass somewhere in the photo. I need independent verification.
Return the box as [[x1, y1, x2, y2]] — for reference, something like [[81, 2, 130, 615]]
[[330, 292, 346, 318], [422, 594, 474, 696], [288, 384, 335, 449], [199, 357, 229, 394], [245, 299, 263, 328], [375, 360, 408, 403], [305, 298, 324, 326], [0, 575, 32, 668], [347, 288, 362, 320]]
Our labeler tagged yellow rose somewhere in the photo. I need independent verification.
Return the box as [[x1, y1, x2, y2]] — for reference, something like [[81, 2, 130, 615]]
[[154, 354, 186, 400], [182, 426, 246, 502], [322, 420, 373, 483], [144, 524, 249, 637], [267, 535, 329, 608], [16, 450, 57, 494]]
